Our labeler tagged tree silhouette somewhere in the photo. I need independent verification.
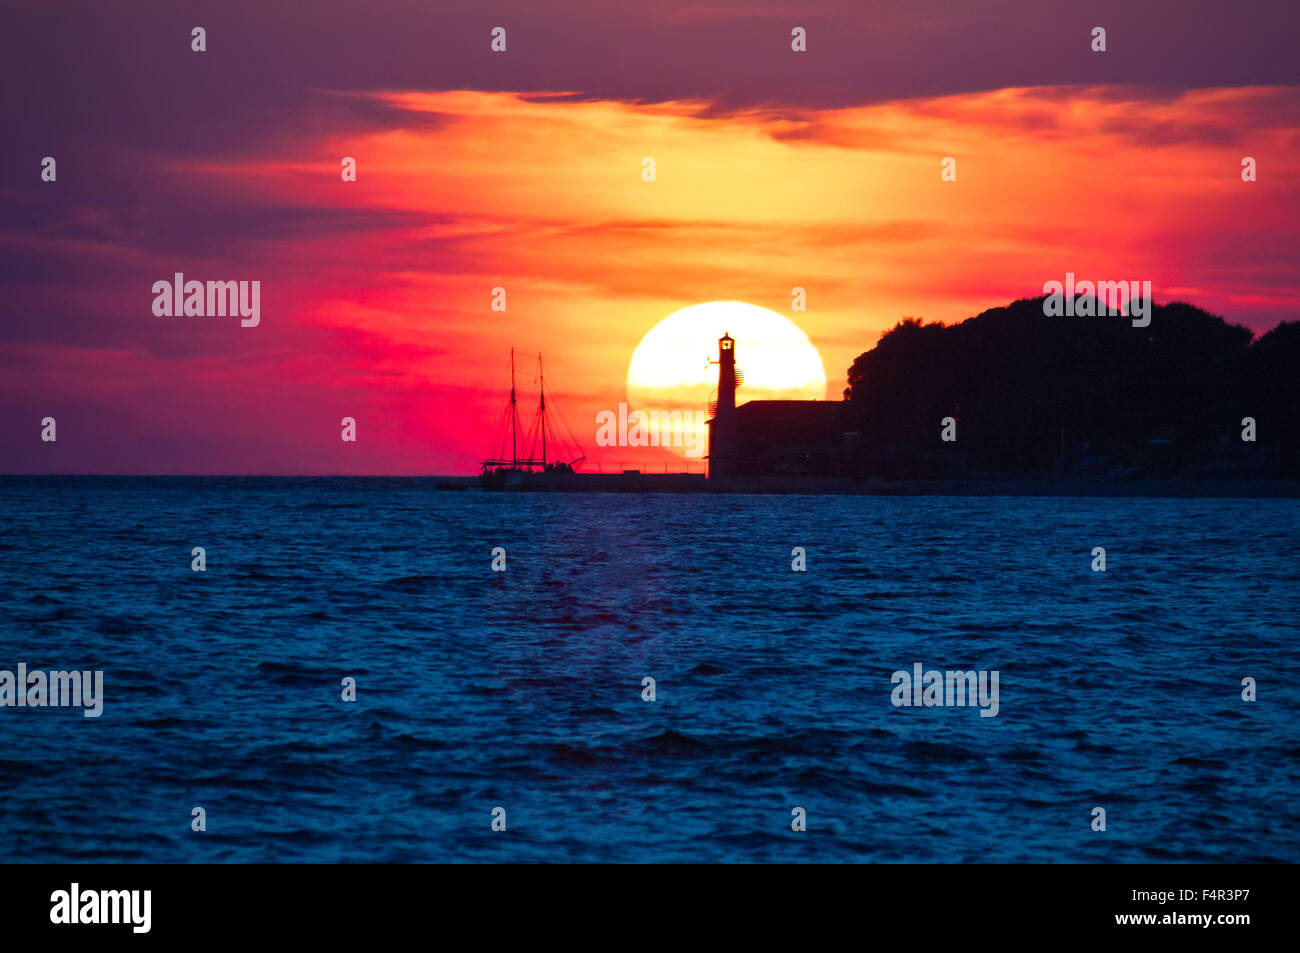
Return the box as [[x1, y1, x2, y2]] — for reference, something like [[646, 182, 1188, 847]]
[[843, 296, 1298, 478]]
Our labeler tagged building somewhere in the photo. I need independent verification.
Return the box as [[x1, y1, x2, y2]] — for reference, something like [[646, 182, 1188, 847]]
[[706, 333, 856, 478]]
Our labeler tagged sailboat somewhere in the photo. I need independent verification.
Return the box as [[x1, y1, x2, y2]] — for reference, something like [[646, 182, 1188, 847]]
[[480, 350, 586, 490]]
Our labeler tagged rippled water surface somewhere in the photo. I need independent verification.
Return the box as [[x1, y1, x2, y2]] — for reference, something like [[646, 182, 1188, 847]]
[[1, 477, 1297, 862]]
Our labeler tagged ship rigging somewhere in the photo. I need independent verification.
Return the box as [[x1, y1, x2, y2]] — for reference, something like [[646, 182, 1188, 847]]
[[480, 350, 585, 487]]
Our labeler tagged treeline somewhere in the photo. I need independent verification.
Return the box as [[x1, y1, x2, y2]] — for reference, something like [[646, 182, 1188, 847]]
[[843, 296, 1300, 479]]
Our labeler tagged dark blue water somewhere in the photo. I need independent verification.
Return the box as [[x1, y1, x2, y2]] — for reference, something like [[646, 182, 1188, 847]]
[[1, 476, 1297, 862]]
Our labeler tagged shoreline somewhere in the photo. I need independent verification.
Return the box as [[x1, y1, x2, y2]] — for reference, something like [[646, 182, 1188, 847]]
[[472, 474, 1300, 497], [6, 474, 1300, 498]]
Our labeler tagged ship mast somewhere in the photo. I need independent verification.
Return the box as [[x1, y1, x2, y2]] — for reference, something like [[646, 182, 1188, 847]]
[[510, 348, 518, 467], [483, 348, 584, 473]]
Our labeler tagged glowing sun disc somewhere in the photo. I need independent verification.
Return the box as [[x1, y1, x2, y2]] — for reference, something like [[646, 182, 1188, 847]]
[[627, 301, 827, 407]]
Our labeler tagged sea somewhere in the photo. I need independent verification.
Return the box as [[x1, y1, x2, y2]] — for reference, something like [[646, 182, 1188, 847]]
[[1, 476, 1297, 863]]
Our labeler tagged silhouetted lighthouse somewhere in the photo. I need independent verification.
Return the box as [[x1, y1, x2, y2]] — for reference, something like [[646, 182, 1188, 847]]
[[707, 333, 738, 478]]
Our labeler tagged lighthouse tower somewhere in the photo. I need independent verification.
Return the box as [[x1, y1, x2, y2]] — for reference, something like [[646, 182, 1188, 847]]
[[707, 333, 738, 478]]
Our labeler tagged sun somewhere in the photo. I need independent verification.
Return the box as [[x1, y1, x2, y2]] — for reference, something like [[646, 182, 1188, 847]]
[[627, 301, 827, 451]]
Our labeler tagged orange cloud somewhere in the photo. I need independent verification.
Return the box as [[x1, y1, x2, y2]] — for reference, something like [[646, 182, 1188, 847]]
[[19, 84, 1296, 473]]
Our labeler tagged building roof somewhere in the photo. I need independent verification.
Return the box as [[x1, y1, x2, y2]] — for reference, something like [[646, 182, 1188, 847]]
[[735, 399, 847, 423]]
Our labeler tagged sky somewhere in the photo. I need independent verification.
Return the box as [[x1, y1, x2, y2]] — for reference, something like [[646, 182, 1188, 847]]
[[2, 0, 1298, 474]]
